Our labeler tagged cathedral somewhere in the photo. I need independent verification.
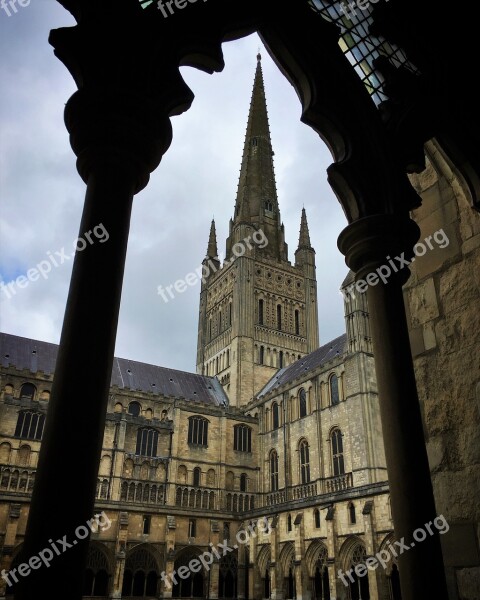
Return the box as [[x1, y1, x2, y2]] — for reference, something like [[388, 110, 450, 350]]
[[0, 56, 398, 599]]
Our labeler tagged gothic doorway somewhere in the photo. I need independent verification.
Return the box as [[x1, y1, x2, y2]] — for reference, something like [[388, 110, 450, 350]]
[[121, 544, 159, 598], [219, 554, 238, 598], [172, 549, 205, 599]]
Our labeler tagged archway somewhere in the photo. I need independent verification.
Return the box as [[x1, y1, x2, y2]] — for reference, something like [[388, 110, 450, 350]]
[[83, 542, 112, 598], [171, 548, 206, 599], [219, 553, 238, 599], [122, 544, 160, 598], [306, 542, 330, 600]]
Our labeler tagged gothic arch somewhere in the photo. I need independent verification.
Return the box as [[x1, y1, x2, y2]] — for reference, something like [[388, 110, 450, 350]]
[[83, 541, 114, 598], [305, 541, 329, 578], [278, 542, 295, 582], [338, 535, 366, 572], [122, 543, 163, 598], [256, 545, 271, 579]]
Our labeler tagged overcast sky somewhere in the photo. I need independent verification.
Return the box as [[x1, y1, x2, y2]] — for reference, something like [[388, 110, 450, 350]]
[[0, 1, 350, 373]]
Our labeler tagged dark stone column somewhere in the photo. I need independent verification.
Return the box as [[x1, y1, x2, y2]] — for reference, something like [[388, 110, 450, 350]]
[[14, 89, 171, 600], [338, 215, 449, 600]]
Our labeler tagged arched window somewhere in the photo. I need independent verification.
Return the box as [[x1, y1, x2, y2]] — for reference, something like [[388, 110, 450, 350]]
[[331, 428, 345, 476], [20, 383, 36, 400], [272, 403, 279, 430], [193, 467, 201, 487], [330, 374, 339, 406], [279, 351, 283, 369], [314, 508, 320, 528], [277, 305, 282, 330], [17, 445, 31, 466], [269, 450, 279, 492], [136, 428, 159, 457], [259, 345, 265, 365], [234, 425, 252, 452], [128, 402, 141, 417], [299, 439, 310, 484], [188, 417, 208, 446], [229, 303, 232, 326], [299, 389, 307, 419], [14, 411, 45, 440], [240, 473, 247, 492], [259, 299, 264, 325], [349, 502, 356, 524], [295, 310, 300, 335], [287, 514, 292, 532]]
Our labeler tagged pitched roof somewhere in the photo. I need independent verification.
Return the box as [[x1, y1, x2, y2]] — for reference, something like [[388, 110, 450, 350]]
[[0, 332, 228, 407], [257, 333, 348, 397]]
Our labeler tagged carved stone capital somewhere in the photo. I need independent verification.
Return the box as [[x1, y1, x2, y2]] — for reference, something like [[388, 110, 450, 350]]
[[338, 214, 420, 284]]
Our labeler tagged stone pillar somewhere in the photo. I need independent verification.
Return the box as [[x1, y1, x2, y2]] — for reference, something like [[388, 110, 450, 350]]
[[293, 514, 308, 600], [325, 507, 341, 600], [237, 541, 246, 600], [209, 520, 221, 600], [110, 512, 129, 599], [0, 504, 21, 598], [361, 502, 380, 600], [14, 86, 171, 600], [338, 214, 449, 600], [161, 516, 177, 599], [270, 519, 282, 600]]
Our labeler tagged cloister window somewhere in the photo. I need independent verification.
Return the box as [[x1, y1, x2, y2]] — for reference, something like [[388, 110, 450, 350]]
[[270, 450, 279, 492], [143, 515, 151, 535], [330, 374, 339, 406], [259, 346, 265, 365], [15, 411, 45, 440], [272, 403, 279, 430], [188, 417, 209, 446], [234, 425, 252, 453], [299, 439, 311, 484], [193, 467, 201, 487], [240, 473, 247, 492], [295, 310, 300, 335], [349, 502, 356, 524], [277, 305, 282, 330], [20, 383, 36, 400], [188, 519, 197, 538], [331, 428, 345, 476], [314, 508, 321, 528], [299, 389, 307, 418], [136, 428, 158, 457]]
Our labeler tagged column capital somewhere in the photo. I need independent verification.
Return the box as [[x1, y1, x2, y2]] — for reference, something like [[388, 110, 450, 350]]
[[338, 214, 421, 284], [64, 88, 172, 194]]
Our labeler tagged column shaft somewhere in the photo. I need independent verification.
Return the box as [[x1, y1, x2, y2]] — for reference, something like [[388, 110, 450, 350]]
[[15, 163, 136, 599]]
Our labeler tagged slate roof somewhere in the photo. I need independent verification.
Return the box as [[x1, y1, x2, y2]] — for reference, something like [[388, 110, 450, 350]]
[[257, 333, 348, 397], [0, 332, 228, 407]]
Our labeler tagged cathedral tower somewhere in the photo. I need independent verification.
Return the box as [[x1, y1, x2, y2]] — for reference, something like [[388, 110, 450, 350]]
[[196, 55, 320, 406]]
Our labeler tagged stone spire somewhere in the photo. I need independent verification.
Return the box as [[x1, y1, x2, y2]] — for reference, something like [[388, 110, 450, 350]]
[[297, 208, 312, 250], [228, 54, 288, 261], [207, 219, 218, 259]]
